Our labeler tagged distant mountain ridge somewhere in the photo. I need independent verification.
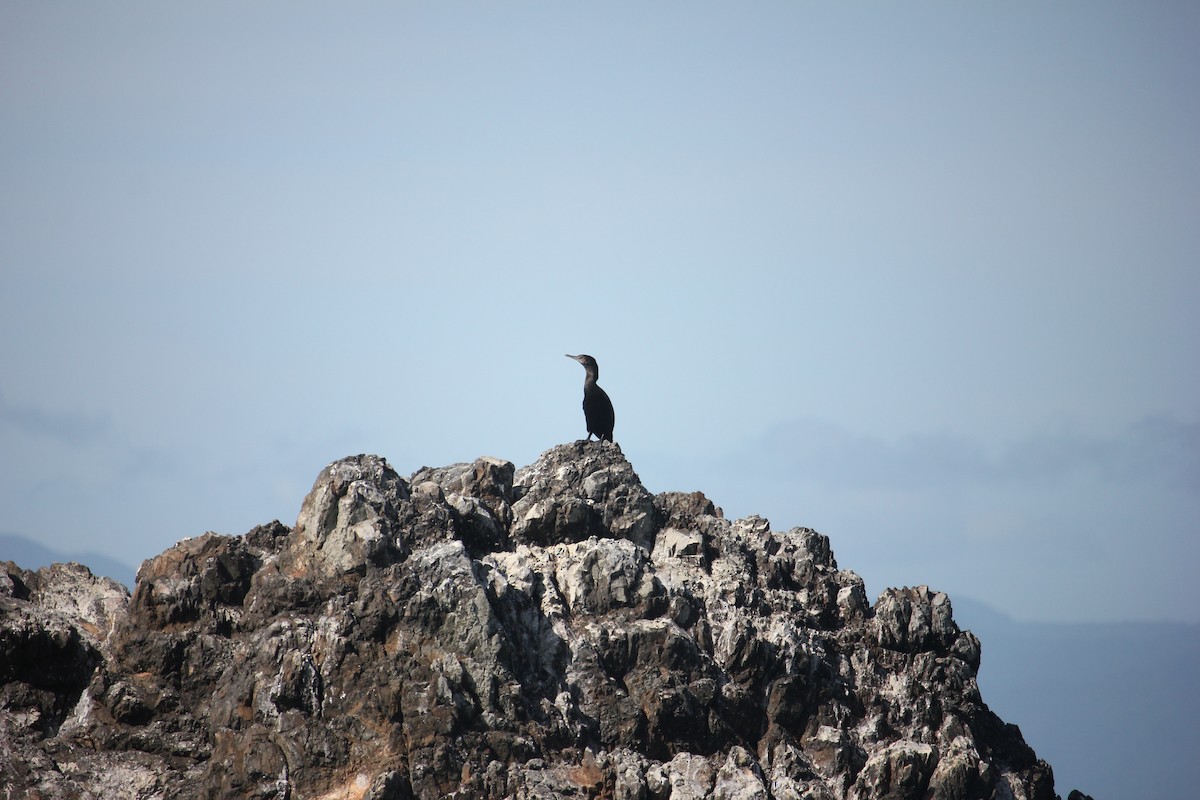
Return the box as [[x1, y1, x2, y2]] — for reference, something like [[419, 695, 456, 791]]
[[953, 598, 1199, 800], [0, 531, 136, 588]]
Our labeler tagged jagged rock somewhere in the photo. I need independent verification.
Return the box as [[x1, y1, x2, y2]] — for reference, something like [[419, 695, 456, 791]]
[[511, 441, 656, 550], [1, 445, 1065, 800], [713, 745, 769, 799], [130, 532, 260, 630], [289, 453, 413, 577], [872, 585, 961, 654]]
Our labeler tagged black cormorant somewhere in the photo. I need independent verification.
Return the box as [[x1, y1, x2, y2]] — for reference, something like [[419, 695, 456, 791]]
[[565, 353, 615, 442]]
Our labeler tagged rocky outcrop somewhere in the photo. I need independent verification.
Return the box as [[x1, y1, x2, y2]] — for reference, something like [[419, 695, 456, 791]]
[[1, 442, 1063, 799]]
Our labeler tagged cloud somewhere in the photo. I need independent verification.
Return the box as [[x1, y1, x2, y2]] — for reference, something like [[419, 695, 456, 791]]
[[750, 419, 993, 491], [0, 389, 109, 446], [754, 415, 1199, 493], [1096, 416, 1196, 490], [994, 415, 1199, 492], [716, 414, 1199, 624]]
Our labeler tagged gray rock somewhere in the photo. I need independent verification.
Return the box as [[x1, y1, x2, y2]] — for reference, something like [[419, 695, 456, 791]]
[[0, 446, 1062, 800], [512, 442, 656, 549], [713, 745, 769, 799], [290, 453, 412, 577]]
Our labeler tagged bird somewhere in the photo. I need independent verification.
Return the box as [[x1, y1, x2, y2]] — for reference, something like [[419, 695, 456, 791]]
[[564, 353, 615, 442]]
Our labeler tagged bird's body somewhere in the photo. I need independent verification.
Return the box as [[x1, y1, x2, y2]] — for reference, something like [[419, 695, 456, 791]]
[[565, 354, 615, 442]]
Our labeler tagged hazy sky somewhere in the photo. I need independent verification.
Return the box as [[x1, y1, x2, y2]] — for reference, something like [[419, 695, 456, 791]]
[[2, 3, 1197, 624]]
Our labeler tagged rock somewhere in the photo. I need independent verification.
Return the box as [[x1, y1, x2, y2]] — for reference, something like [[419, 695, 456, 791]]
[[289, 454, 412, 578], [130, 532, 260, 631], [849, 741, 937, 800], [872, 585, 962, 654], [0, 446, 1062, 800], [549, 536, 665, 617], [411, 456, 515, 518], [664, 752, 715, 799], [653, 526, 706, 561], [511, 442, 656, 549], [411, 456, 516, 554], [713, 745, 768, 799]]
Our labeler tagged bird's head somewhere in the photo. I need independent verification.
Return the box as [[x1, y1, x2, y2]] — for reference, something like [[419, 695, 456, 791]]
[[565, 353, 600, 379], [564, 353, 597, 369]]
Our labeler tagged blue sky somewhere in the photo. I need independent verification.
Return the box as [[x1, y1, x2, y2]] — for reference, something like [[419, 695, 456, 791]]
[[1, 3, 1197, 626]]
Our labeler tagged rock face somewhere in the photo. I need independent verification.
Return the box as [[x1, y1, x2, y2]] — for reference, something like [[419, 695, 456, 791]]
[[1, 443, 1061, 799]]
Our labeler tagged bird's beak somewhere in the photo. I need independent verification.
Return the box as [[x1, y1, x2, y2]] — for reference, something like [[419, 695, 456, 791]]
[[564, 354, 579, 361]]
